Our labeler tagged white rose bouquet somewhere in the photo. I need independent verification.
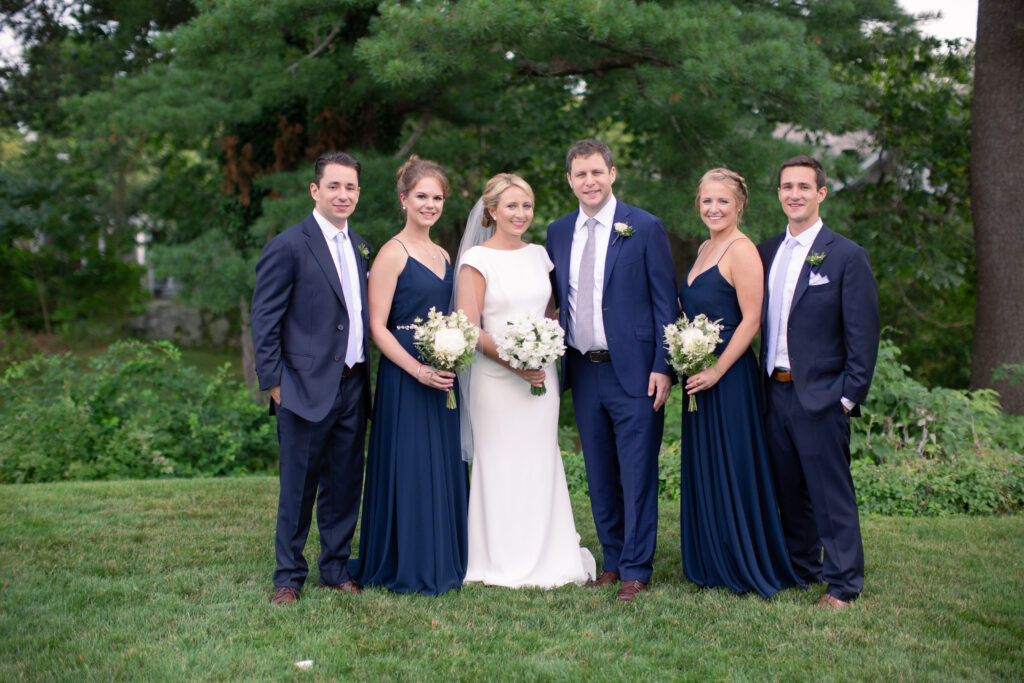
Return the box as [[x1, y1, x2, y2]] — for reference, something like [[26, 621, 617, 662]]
[[405, 306, 480, 409], [663, 313, 724, 412], [494, 315, 566, 396]]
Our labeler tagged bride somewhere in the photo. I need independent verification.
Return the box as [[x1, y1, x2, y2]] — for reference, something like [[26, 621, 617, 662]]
[[454, 173, 596, 588]]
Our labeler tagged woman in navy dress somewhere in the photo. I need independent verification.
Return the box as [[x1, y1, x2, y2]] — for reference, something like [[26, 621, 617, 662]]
[[677, 168, 803, 599], [349, 156, 468, 595]]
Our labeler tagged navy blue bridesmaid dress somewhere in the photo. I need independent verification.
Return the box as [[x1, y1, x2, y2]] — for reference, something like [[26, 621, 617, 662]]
[[679, 265, 804, 599], [350, 256, 468, 595]]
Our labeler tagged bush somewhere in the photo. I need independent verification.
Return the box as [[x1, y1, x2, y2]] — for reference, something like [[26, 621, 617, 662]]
[[0, 340, 276, 483]]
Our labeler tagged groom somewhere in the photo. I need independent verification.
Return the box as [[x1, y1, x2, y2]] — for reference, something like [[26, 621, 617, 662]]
[[546, 139, 678, 602], [251, 151, 372, 605], [758, 155, 880, 609]]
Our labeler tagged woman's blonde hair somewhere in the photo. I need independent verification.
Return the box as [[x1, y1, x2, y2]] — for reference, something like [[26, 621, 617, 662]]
[[694, 167, 748, 220], [481, 173, 534, 228]]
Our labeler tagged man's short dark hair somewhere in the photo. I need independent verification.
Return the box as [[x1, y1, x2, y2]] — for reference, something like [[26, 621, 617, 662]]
[[314, 151, 362, 185], [778, 155, 826, 189], [565, 139, 614, 174]]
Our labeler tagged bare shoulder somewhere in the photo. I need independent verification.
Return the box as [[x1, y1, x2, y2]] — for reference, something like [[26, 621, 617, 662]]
[[721, 235, 763, 280], [370, 239, 409, 277]]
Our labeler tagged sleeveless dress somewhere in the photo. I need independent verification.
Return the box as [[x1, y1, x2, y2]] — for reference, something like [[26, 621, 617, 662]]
[[678, 257, 804, 599], [349, 251, 468, 595], [460, 244, 596, 588]]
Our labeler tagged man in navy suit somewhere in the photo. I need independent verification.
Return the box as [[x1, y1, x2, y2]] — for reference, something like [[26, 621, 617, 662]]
[[758, 155, 880, 609], [546, 139, 678, 602], [251, 151, 372, 605]]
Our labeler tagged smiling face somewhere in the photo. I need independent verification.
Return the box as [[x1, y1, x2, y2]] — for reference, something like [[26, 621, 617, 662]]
[[778, 165, 827, 233], [401, 176, 446, 230], [697, 180, 742, 235], [489, 185, 534, 239], [311, 163, 360, 228], [567, 153, 616, 217]]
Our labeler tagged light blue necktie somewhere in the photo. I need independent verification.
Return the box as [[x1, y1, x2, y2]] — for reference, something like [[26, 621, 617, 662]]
[[574, 218, 598, 352], [766, 238, 798, 375], [333, 232, 361, 368]]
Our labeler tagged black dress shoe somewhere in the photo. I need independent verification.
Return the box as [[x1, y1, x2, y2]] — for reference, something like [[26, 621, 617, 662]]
[[584, 571, 620, 588]]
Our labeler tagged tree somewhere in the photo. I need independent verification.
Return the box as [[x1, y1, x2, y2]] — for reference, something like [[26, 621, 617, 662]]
[[834, 30, 974, 387], [971, 0, 1024, 413]]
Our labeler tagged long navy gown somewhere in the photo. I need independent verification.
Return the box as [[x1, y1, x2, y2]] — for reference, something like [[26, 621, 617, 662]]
[[350, 256, 468, 595], [679, 265, 804, 599]]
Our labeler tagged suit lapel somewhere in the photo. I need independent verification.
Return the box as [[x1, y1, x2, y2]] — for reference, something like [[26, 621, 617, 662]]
[[789, 225, 835, 314], [556, 211, 577, 307], [602, 203, 630, 287], [303, 216, 346, 306]]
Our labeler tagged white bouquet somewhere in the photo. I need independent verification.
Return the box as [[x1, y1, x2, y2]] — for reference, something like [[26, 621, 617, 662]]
[[663, 313, 724, 412], [405, 306, 480, 409], [494, 315, 566, 396]]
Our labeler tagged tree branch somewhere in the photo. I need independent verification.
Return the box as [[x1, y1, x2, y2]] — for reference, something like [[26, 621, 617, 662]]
[[894, 278, 970, 328], [287, 25, 341, 73], [395, 110, 433, 159]]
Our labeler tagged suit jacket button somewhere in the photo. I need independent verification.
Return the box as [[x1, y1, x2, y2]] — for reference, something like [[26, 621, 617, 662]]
[[337, 324, 344, 331], [334, 355, 341, 361]]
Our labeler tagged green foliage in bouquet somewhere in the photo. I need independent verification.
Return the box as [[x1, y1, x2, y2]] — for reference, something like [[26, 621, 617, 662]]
[[0, 341, 277, 483]]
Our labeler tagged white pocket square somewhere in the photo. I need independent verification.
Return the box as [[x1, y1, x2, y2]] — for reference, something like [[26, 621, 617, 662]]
[[809, 272, 830, 286]]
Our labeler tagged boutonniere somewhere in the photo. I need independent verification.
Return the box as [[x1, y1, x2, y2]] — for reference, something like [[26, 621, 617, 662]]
[[806, 251, 826, 269], [358, 243, 371, 260], [612, 222, 634, 244]]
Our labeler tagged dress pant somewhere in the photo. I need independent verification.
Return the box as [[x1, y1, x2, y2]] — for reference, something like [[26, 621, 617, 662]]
[[568, 349, 663, 583], [273, 365, 368, 588], [765, 378, 863, 601]]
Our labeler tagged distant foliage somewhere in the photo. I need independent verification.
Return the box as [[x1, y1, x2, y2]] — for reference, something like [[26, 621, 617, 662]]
[[0, 341, 276, 483]]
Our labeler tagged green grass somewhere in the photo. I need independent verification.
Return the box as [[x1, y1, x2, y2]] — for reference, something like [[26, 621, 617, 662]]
[[1, 478, 1022, 681]]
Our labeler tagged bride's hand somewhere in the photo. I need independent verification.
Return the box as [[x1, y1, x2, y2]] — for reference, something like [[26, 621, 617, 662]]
[[515, 367, 546, 388]]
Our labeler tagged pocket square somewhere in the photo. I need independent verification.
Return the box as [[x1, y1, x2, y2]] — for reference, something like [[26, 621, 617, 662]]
[[809, 272, 830, 286]]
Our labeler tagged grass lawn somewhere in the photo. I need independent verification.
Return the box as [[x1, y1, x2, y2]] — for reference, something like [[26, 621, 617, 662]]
[[1, 477, 1022, 681]]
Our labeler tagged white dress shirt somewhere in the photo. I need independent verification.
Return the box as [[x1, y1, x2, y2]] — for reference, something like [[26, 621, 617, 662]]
[[567, 196, 617, 351], [313, 209, 365, 365], [768, 218, 853, 410], [767, 219, 822, 372]]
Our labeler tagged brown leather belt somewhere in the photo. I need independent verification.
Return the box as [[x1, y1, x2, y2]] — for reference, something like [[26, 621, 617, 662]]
[[771, 369, 793, 382], [581, 349, 611, 363], [342, 362, 365, 378]]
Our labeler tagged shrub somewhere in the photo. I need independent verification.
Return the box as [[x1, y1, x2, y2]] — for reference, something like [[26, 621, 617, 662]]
[[0, 340, 276, 483]]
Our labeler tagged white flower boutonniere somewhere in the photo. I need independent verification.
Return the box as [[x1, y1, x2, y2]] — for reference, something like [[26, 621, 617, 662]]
[[358, 243, 370, 260], [613, 222, 634, 244]]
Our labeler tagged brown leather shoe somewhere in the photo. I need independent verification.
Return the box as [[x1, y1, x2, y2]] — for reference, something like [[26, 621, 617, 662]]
[[320, 580, 362, 594], [270, 586, 300, 605], [815, 593, 852, 609], [616, 580, 647, 602], [584, 571, 620, 588]]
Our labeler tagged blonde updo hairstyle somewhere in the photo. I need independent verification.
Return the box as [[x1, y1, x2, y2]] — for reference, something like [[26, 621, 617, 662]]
[[695, 167, 748, 221], [396, 154, 451, 201], [481, 173, 534, 228]]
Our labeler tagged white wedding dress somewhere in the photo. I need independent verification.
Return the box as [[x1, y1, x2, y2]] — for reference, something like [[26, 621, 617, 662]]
[[459, 244, 596, 588]]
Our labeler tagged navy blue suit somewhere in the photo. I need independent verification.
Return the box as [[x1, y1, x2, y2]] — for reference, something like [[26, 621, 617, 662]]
[[251, 213, 371, 589], [758, 224, 879, 601], [547, 202, 678, 583]]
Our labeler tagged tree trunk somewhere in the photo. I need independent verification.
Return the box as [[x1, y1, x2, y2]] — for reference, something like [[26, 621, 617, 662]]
[[971, 0, 1024, 413], [239, 296, 258, 395]]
